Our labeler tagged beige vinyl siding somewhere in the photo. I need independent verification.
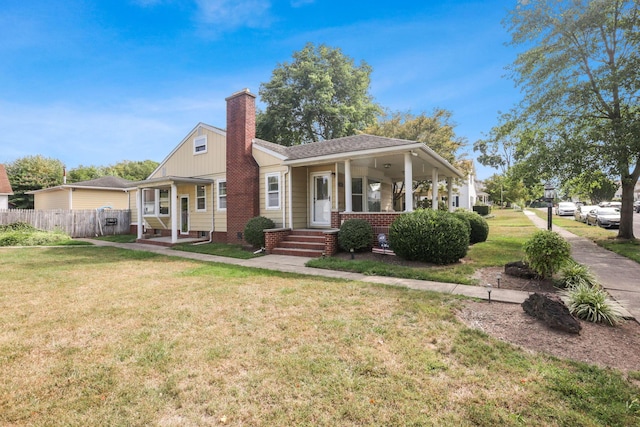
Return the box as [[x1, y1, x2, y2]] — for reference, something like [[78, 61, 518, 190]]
[[179, 184, 213, 232], [34, 190, 69, 210], [212, 176, 227, 233], [129, 190, 138, 215], [291, 167, 307, 229], [150, 127, 226, 180], [259, 166, 287, 227], [253, 147, 283, 167], [71, 189, 130, 210]]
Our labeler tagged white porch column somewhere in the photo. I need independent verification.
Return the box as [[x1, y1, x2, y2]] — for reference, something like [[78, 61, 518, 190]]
[[404, 152, 413, 212], [137, 188, 143, 240], [344, 159, 352, 212], [447, 178, 454, 212], [431, 168, 439, 210], [171, 183, 178, 244]]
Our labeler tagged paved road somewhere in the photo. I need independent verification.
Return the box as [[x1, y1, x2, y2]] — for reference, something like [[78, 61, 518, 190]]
[[556, 208, 640, 237]]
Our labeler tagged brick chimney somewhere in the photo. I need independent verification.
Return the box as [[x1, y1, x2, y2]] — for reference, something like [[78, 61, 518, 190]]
[[225, 88, 259, 244]]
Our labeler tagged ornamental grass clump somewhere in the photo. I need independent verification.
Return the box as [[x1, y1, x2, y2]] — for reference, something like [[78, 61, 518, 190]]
[[389, 209, 469, 264], [338, 219, 373, 252], [557, 261, 598, 289], [243, 216, 275, 248], [523, 230, 571, 279], [563, 283, 624, 326]]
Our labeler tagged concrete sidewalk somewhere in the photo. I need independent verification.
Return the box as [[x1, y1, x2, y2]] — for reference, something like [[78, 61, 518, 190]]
[[84, 239, 530, 305], [524, 210, 639, 321]]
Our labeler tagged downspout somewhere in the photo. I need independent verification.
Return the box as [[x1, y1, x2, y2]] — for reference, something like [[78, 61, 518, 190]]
[[194, 183, 215, 245], [288, 166, 293, 229], [282, 169, 286, 228]]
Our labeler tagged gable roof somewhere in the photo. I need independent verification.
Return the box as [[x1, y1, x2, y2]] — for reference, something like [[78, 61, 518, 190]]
[[26, 176, 135, 194], [253, 134, 463, 178], [0, 164, 14, 195]]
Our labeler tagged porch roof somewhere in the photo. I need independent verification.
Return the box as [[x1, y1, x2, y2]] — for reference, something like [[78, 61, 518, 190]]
[[254, 134, 464, 180], [134, 176, 215, 189]]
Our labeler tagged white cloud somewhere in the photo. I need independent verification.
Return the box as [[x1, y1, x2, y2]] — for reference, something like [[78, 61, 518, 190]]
[[194, 0, 272, 31]]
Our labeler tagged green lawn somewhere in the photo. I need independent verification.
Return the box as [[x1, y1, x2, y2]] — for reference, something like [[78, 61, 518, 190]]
[[309, 209, 538, 285], [1, 246, 638, 426]]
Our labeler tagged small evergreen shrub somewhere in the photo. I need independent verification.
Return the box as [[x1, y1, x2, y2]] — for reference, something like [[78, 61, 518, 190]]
[[563, 283, 624, 326], [243, 216, 275, 248], [557, 261, 598, 289], [454, 210, 489, 244], [338, 219, 373, 252], [523, 230, 571, 278], [389, 209, 469, 264], [472, 205, 490, 216]]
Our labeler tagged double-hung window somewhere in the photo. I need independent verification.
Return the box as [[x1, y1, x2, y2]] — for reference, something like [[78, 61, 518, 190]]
[[196, 185, 206, 211], [351, 178, 363, 212], [266, 173, 280, 209], [143, 188, 170, 216], [367, 179, 381, 212], [217, 180, 227, 210], [194, 135, 207, 154]]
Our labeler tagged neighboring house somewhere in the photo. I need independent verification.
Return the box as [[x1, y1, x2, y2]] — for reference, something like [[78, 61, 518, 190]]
[[28, 176, 136, 210], [449, 160, 479, 210], [0, 164, 14, 210], [134, 89, 464, 255]]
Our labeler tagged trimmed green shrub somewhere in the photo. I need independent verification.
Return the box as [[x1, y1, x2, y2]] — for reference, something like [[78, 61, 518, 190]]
[[338, 219, 373, 252], [454, 210, 489, 244], [563, 283, 624, 326], [557, 261, 598, 289], [522, 230, 571, 279], [472, 205, 490, 216], [0, 228, 72, 246], [389, 209, 469, 264], [243, 216, 275, 248]]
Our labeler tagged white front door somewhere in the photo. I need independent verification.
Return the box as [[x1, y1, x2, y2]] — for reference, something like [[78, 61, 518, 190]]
[[311, 173, 331, 226]]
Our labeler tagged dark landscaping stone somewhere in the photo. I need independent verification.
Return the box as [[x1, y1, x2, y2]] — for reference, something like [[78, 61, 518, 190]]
[[505, 261, 537, 279], [521, 293, 582, 334]]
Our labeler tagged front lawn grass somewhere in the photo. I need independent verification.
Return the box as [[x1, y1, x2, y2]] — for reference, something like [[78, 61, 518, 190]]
[[308, 208, 538, 285], [172, 241, 262, 259], [95, 233, 137, 243], [0, 246, 638, 426]]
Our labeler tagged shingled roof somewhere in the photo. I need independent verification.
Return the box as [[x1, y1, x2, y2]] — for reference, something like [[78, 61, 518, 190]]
[[0, 164, 13, 195], [70, 176, 134, 189], [253, 134, 420, 160]]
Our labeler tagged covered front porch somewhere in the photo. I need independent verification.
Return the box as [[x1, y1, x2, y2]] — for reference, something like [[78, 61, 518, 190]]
[[134, 176, 215, 245]]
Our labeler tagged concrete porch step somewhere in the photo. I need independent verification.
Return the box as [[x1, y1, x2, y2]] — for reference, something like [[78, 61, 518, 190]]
[[278, 241, 325, 250], [270, 247, 324, 257]]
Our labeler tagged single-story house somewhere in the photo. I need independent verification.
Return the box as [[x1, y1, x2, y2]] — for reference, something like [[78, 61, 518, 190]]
[[133, 88, 464, 256], [28, 176, 136, 210], [0, 164, 14, 210]]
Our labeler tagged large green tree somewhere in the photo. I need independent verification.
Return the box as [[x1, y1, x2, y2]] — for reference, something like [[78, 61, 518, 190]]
[[257, 43, 381, 146], [505, 0, 640, 239], [6, 155, 65, 208]]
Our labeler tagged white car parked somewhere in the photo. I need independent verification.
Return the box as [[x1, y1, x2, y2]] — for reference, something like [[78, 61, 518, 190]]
[[555, 201, 577, 216]]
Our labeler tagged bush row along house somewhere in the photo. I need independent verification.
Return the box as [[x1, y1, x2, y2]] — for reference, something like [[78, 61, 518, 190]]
[[26, 89, 470, 256]]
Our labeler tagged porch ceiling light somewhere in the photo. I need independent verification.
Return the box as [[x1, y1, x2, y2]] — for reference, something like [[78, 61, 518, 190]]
[[410, 150, 418, 157], [384, 163, 391, 168]]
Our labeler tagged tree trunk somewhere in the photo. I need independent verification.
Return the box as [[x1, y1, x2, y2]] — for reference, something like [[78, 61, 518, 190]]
[[618, 179, 636, 240]]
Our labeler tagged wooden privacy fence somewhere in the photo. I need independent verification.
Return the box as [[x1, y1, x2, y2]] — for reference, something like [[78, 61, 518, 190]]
[[0, 209, 131, 237]]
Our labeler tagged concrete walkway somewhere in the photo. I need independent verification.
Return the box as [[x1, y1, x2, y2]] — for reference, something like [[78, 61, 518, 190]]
[[524, 210, 639, 321], [83, 239, 530, 305]]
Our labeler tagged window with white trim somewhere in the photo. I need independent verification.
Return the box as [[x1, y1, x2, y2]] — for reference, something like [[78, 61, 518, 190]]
[[367, 179, 381, 212], [194, 135, 207, 154], [158, 189, 169, 215], [217, 180, 227, 210], [143, 188, 170, 216], [352, 178, 363, 212], [266, 173, 280, 209], [143, 189, 156, 214], [196, 185, 206, 211]]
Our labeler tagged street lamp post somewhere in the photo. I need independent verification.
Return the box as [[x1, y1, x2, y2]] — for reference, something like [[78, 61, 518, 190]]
[[544, 182, 555, 231]]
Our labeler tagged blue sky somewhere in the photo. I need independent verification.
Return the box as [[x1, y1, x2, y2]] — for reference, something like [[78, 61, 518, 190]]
[[0, 0, 521, 180]]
